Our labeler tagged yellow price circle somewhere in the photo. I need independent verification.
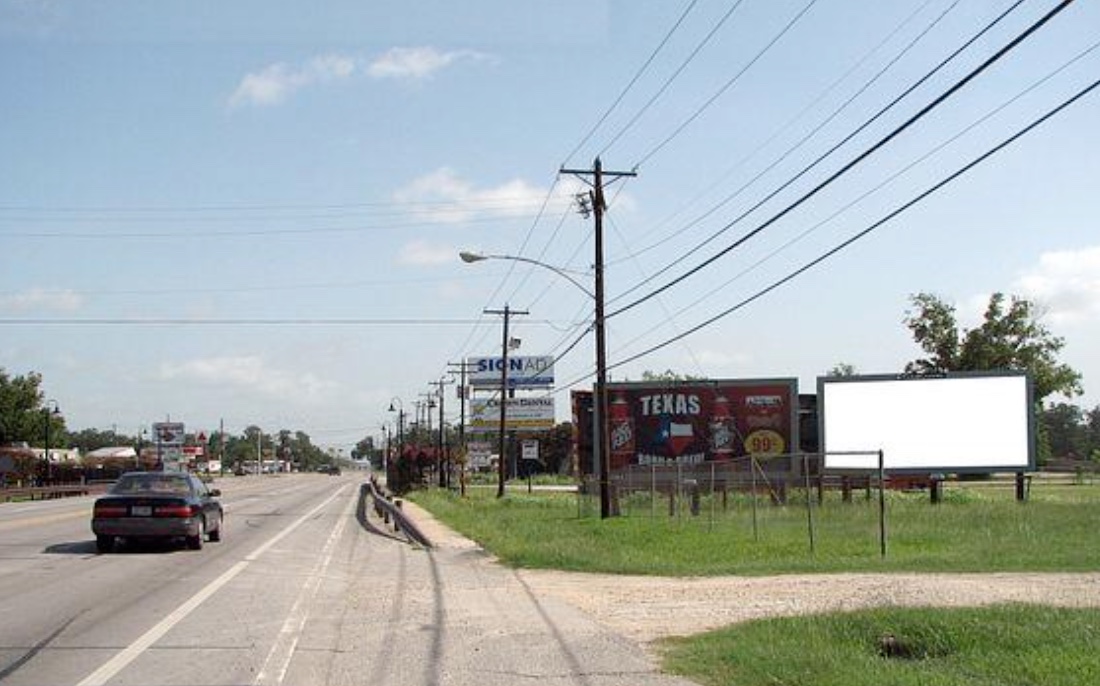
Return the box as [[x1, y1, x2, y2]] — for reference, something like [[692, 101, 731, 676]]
[[745, 429, 785, 455]]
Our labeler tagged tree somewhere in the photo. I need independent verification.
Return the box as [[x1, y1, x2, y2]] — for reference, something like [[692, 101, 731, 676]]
[[640, 369, 703, 382], [903, 292, 1082, 402], [1041, 403, 1088, 458], [0, 368, 66, 447], [827, 363, 858, 377]]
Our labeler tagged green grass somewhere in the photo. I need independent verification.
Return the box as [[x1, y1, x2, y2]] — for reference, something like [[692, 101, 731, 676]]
[[659, 604, 1100, 686], [406, 481, 1100, 575]]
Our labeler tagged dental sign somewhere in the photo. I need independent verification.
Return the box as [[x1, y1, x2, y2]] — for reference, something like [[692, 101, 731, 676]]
[[467, 356, 555, 388]]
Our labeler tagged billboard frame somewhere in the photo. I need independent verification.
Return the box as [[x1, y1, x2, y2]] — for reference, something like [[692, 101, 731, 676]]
[[818, 371, 1035, 475]]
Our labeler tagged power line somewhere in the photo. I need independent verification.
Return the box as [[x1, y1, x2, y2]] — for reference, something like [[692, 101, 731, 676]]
[[609, 70, 1100, 372], [597, 0, 751, 158], [0, 317, 568, 327], [561, 0, 704, 167], [608, 0, 959, 268], [630, 0, 822, 168], [629, 37, 1100, 337], [608, 0, 1027, 306], [607, 0, 1071, 319]]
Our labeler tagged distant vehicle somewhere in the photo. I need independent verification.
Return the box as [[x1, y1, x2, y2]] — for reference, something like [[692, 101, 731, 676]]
[[317, 464, 341, 475], [91, 471, 224, 553]]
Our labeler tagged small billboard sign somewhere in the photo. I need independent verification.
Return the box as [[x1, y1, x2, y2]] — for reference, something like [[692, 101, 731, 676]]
[[467, 356, 555, 388], [153, 422, 185, 446], [469, 396, 555, 431]]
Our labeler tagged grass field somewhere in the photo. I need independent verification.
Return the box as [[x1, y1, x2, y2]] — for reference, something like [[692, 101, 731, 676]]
[[659, 604, 1100, 686], [408, 480, 1099, 684], [407, 479, 1100, 575]]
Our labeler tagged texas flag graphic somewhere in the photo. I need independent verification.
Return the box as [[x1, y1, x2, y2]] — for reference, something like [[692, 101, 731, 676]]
[[658, 416, 695, 456]]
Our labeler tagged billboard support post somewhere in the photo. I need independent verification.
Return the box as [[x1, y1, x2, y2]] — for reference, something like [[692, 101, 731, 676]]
[[803, 452, 815, 555], [878, 449, 887, 559]]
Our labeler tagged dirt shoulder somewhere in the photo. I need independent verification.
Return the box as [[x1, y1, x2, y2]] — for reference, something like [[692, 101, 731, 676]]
[[401, 500, 1100, 643]]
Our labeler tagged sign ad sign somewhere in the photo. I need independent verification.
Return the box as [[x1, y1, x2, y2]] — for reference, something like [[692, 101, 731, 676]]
[[467, 356, 555, 388], [469, 396, 555, 431]]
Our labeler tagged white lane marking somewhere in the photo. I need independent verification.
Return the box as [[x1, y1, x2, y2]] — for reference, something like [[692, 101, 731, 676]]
[[75, 485, 350, 686], [254, 493, 355, 685]]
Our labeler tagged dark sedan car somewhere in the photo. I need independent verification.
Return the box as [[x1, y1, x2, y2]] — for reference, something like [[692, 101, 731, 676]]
[[91, 471, 224, 553]]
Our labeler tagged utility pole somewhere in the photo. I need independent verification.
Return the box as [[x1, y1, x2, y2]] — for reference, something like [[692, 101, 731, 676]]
[[448, 360, 476, 496], [560, 157, 636, 519], [429, 377, 454, 488], [484, 304, 528, 498]]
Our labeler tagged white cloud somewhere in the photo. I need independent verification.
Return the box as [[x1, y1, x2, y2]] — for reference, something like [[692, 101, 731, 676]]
[[693, 348, 752, 371], [0, 287, 84, 313], [229, 53, 356, 108], [392, 167, 552, 224], [398, 239, 456, 266], [228, 46, 487, 108], [367, 47, 482, 80], [1014, 246, 1100, 324], [160, 356, 336, 400]]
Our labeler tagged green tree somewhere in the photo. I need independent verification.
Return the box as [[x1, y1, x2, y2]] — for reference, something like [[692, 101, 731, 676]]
[[827, 363, 858, 377], [903, 292, 1082, 402], [67, 427, 131, 454], [1041, 403, 1088, 458], [640, 369, 704, 382], [0, 369, 66, 446]]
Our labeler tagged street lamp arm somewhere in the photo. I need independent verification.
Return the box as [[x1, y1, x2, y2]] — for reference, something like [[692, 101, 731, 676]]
[[459, 251, 594, 299]]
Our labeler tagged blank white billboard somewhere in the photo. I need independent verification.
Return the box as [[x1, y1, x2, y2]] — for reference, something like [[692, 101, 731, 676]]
[[820, 373, 1033, 472]]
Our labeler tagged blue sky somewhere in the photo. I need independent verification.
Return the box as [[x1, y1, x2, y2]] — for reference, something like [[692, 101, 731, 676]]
[[2, 0, 1098, 452]]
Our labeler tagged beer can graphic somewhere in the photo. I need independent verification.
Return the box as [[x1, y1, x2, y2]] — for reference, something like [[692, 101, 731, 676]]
[[609, 393, 635, 463], [710, 393, 734, 459]]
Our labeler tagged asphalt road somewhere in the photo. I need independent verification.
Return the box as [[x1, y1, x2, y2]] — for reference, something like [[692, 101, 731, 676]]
[[0, 474, 693, 686]]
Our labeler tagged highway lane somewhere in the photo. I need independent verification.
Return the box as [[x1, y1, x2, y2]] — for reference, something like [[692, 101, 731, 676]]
[[0, 474, 693, 686]]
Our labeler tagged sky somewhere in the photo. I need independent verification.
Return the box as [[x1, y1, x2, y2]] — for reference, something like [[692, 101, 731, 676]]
[[2, 0, 1099, 453]]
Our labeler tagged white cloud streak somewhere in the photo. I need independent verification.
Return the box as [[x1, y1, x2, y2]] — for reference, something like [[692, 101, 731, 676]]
[[398, 239, 457, 266], [160, 356, 336, 400], [1015, 245, 1100, 324], [0, 287, 84, 313], [229, 46, 486, 108], [367, 46, 483, 80], [392, 167, 551, 224], [229, 54, 355, 108]]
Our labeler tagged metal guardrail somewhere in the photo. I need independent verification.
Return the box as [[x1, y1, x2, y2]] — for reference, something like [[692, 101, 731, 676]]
[[363, 478, 432, 547], [0, 483, 109, 502]]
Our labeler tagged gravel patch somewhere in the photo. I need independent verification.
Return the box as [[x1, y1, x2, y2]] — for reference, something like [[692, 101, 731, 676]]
[[402, 500, 1100, 643]]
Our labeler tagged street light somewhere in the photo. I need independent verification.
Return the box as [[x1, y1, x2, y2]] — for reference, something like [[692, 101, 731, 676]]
[[388, 398, 405, 485], [460, 249, 613, 519], [459, 251, 594, 299]]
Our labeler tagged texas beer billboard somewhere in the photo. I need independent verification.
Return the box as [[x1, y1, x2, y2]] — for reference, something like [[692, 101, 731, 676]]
[[572, 378, 798, 470]]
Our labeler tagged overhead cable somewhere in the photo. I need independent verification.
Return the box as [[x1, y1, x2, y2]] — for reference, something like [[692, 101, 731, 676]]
[[609, 71, 1100, 372], [607, 0, 1072, 319]]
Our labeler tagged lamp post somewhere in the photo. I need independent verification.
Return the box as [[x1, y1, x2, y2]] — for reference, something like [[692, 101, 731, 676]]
[[43, 400, 61, 484], [388, 398, 405, 485], [136, 427, 147, 471], [459, 249, 614, 516], [459, 252, 594, 299]]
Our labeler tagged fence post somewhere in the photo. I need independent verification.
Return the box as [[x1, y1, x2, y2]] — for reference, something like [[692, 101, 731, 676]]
[[750, 456, 760, 543]]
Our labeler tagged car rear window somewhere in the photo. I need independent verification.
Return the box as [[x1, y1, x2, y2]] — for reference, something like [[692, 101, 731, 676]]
[[112, 475, 192, 495]]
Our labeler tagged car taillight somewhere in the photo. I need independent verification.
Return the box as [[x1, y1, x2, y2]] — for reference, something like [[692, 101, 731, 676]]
[[155, 504, 198, 518], [94, 504, 128, 518]]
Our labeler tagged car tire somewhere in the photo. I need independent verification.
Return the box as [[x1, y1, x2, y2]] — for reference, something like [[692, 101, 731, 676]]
[[208, 515, 222, 542], [96, 535, 114, 554], [187, 518, 205, 550]]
